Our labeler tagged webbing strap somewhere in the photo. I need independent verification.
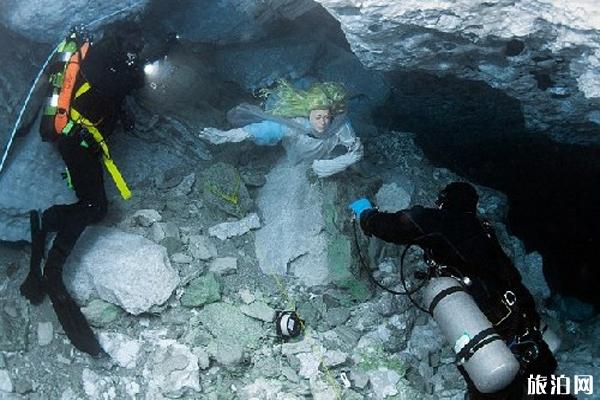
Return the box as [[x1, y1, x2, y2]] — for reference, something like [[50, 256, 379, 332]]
[[70, 107, 132, 200], [456, 327, 500, 363]]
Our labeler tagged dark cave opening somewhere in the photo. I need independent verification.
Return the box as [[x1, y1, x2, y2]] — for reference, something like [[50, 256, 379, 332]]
[[373, 70, 600, 307]]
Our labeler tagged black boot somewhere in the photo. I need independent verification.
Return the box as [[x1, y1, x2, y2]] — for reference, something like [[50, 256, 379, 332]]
[[43, 257, 103, 357], [20, 210, 46, 304]]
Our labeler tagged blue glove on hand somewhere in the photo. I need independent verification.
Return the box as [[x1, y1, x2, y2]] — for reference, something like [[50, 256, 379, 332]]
[[348, 198, 373, 220]]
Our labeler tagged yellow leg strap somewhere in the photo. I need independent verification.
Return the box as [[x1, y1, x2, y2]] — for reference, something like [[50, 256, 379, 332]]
[[70, 108, 132, 200]]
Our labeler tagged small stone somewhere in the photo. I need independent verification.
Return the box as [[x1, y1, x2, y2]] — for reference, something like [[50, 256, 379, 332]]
[[240, 301, 276, 322], [323, 350, 347, 367], [209, 257, 238, 275], [172, 173, 196, 197], [160, 236, 182, 256], [239, 288, 255, 304], [193, 347, 210, 370], [324, 308, 350, 328], [99, 332, 142, 369], [81, 299, 123, 327], [37, 322, 53, 346], [133, 209, 162, 227], [208, 213, 261, 240], [297, 353, 321, 379], [0, 370, 13, 393], [171, 253, 193, 264], [207, 340, 243, 366], [180, 273, 221, 307], [188, 235, 217, 261]]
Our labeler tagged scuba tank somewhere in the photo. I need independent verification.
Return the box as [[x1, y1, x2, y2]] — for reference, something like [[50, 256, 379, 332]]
[[275, 311, 303, 339], [423, 277, 520, 394], [539, 320, 561, 354]]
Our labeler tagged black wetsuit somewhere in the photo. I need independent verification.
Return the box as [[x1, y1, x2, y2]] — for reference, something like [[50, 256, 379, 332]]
[[21, 34, 143, 355], [360, 206, 566, 399]]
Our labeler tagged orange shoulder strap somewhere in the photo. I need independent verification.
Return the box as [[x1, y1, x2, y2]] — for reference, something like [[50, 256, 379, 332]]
[[54, 41, 90, 134]]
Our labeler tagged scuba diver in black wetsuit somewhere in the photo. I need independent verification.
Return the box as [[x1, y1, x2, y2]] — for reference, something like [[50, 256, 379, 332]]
[[350, 182, 575, 399], [19, 24, 144, 356]]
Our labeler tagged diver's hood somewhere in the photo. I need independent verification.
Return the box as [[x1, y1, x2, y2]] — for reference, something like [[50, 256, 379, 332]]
[[227, 103, 348, 138]]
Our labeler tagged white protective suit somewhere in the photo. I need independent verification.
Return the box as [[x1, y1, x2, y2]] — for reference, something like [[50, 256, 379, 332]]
[[199, 104, 363, 178]]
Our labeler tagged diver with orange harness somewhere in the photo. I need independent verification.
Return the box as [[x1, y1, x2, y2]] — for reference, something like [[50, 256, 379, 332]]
[[19, 23, 144, 356]]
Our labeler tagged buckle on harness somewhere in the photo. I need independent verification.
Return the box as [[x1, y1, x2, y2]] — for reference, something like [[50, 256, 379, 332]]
[[503, 290, 516, 307]]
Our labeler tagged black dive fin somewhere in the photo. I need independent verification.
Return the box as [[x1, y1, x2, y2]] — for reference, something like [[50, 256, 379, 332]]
[[20, 210, 46, 304], [47, 285, 103, 356]]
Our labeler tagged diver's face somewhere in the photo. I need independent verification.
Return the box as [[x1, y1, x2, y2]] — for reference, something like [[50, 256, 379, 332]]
[[309, 109, 332, 133]]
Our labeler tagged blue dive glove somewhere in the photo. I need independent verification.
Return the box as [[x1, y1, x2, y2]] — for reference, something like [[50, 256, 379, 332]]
[[348, 198, 373, 220]]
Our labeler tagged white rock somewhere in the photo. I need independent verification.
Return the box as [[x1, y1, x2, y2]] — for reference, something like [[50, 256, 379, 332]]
[[133, 209, 162, 227], [0, 370, 12, 393], [208, 213, 261, 240], [209, 257, 238, 275], [145, 340, 201, 398], [296, 353, 321, 379], [368, 368, 401, 399], [240, 378, 283, 400], [37, 322, 53, 346], [82, 368, 116, 400], [63, 227, 180, 315], [240, 301, 276, 322], [99, 332, 142, 369]]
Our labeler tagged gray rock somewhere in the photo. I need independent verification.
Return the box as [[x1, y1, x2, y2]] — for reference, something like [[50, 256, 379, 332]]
[[208, 213, 261, 240], [209, 257, 238, 275], [160, 236, 183, 256], [0, 370, 12, 393], [99, 332, 142, 369], [188, 235, 217, 261], [0, 124, 76, 241], [81, 299, 123, 327], [37, 322, 53, 346], [325, 307, 350, 328], [375, 183, 412, 212], [133, 209, 162, 227], [323, 349, 347, 367], [201, 162, 253, 218], [172, 173, 196, 197], [0, 300, 28, 351], [198, 302, 263, 364], [171, 253, 193, 264], [63, 227, 180, 315], [81, 368, 115, 400], [193, 347, 210, 370], [240, 301, 276, 322], [180, 273, 222, 307], [207, 340, 243, 366]]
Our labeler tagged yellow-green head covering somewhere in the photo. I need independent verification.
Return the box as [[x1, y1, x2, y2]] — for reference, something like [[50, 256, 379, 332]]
[[259, 80, 348, 118]]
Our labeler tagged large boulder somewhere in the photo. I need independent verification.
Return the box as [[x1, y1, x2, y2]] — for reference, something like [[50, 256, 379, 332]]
[[0, 0, 149, 43], [63, 227, 180, 315]]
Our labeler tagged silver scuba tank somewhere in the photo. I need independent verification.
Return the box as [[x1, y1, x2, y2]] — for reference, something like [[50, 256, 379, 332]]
[[539, 320, 561, 354], [423, 277, 520, 394]]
